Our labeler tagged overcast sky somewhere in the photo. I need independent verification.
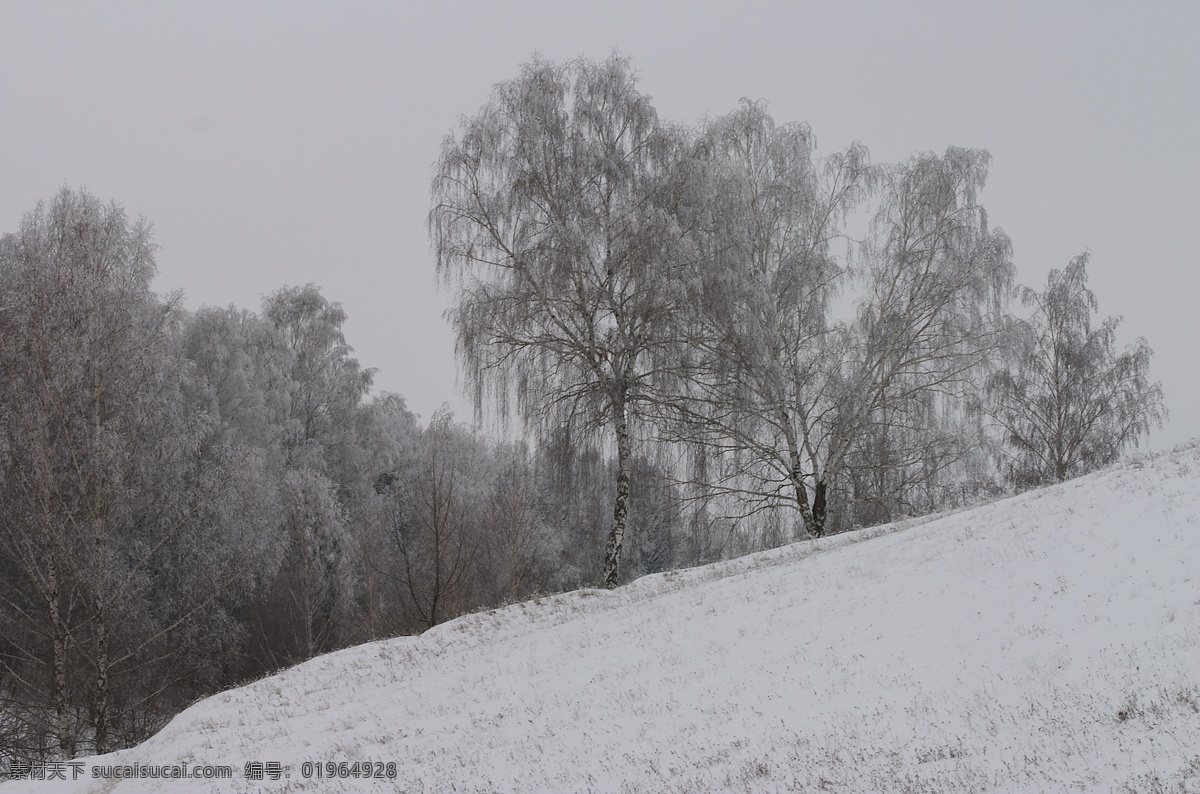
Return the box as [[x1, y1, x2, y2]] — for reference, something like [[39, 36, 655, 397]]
[[3, 1, 1196, 448]]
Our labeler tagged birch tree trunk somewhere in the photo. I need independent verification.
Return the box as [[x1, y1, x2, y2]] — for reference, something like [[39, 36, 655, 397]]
[[602, 395, 632, 588]]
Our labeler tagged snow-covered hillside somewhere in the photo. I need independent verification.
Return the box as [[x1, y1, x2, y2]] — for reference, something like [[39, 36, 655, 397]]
[[5, 445, 1200, 793]]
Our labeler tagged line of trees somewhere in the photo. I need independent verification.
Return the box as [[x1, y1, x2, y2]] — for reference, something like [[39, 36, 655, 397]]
[[430, 54, 1164, 582], [0, 54, 1163, 763]]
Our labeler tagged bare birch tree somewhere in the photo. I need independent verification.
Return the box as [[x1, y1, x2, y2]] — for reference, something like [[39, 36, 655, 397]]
[[830, 147, 1014, 526], [987, 252, 1164, 487], [431, 55, 696, 587], [673, 100, 873, 538]]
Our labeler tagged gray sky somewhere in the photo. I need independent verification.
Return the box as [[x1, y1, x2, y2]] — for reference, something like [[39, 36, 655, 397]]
[[3, 1, 1197, 448]]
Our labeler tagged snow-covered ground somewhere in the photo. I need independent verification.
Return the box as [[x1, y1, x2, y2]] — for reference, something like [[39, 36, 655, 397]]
[[5, 445, 1200, 793]]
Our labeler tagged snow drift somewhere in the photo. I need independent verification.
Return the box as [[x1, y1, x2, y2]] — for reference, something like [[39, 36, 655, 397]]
[[5, 445, 1200, 792]]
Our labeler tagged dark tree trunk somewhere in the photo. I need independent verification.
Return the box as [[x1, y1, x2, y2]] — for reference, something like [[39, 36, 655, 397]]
[[812, 479, 828, 538], [793, 478, 829, 539]]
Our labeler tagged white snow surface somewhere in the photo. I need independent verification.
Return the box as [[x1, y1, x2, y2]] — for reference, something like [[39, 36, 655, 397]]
[[6, 445, 1200, 793]]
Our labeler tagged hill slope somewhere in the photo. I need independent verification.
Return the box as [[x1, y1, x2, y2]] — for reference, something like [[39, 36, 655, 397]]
[[5, 445, 1200, 792]]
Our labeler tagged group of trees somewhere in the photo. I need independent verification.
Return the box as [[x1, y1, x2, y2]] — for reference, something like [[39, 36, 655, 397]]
[[431, 54, 1165, 583], [0, 54, 1163, 762], [0, 189, 704, 763]]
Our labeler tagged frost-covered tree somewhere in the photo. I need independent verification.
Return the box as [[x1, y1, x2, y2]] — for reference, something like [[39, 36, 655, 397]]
[[272, 470, 354, 661], [353, 393, 421, 638], [833, 148, 1013, 526], [987, 253, 1164, 487], [180, 305, 295, 456], [262, 284, 376, 477], [816, 148, 1012, 532], [431, 55, 697, 586], [0, 188, 262, 756], [231, 285, 376, 667], [674, 99, 871, 538], [683, 143, 1011, 537], [0, 188, 167, 756]]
